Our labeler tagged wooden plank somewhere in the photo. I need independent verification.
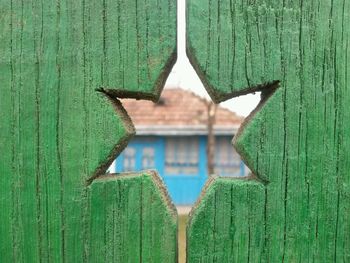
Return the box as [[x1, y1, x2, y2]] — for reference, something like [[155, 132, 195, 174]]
[[187, 0, 350, 261], [0, 1, 16, 261], [187, 177, 265, 262], [0, 0, 176, 261], [88, 171, 177, 262]]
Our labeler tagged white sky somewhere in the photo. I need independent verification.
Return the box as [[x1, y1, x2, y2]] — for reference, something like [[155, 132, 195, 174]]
[[164, 0, 260, 117]]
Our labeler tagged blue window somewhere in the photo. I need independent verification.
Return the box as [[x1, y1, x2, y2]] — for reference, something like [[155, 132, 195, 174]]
[[214, 137, 244, 176], [141, 147, 155, 169], [165, 137, 199, 175], [123, 147, 136, 171], [116, 138, 158, 173]]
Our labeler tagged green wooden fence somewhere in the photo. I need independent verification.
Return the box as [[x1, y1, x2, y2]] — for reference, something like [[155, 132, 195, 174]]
[[187, 1, 350, 261], [0, 0, 349, 262], [0, 0, 176, 261]]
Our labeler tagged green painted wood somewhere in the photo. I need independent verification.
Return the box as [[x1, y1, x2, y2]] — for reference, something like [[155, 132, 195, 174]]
[[187, 177, 265, 262], [187, 0, 350, 262], [0, 0, 176, 262], [88, 171, 177, 262]]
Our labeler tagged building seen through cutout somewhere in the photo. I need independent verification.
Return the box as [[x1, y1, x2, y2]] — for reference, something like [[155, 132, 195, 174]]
[[113, 87, 249, 205]]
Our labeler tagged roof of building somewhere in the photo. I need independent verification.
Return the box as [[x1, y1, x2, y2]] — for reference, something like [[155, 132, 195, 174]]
[[121, 88, 244, 135]]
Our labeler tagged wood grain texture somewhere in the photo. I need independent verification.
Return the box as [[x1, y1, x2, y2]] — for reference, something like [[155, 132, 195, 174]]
[[187, 177, 265, 262], [88, 172, 177, 262], [0, 0, 176, 261], [187, 0, 350, 262]]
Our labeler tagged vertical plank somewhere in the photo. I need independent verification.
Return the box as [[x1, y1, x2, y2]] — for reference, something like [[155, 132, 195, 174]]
[[187, 178, 265, 262], [88, 171, 177, 262], [0, 0, 14, 260], [187, 0, 350, 261], [0, 0, 176, 261]]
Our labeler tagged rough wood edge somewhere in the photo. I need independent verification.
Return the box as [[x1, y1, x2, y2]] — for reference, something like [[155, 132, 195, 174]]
[[187, 175, 218, 220], [186, 176, 266, 262], [186, 41, 279, 103], [90, 170, 178, 222], [185, 1, 279, 103], [98, 50, 177, 103], [87, 47, 177, 182], [187, 174, 264, 227], [182, 60, 278, 217], [86, 92, 136, 185], [232, 82, 280, 184], [185, 52, 279, 260], [148, 170, 178, 221]]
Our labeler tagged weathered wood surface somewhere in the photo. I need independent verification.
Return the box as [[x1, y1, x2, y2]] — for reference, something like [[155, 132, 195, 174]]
[[187, 177, 265, 262], [89, 172, 177, 262], [187, 0, 350, 262], [0, 0, 176, 262]]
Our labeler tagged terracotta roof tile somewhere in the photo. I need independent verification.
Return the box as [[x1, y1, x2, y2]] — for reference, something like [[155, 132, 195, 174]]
[[121, 88, 244, 127]]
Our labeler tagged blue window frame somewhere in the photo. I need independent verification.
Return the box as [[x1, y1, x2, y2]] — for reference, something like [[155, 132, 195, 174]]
[[214, 136, 245, 176], [141, 147, 155, 169], [123, 147, 136, 171], [115, 137, 161, 173], [164, 137, 199, 175]]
